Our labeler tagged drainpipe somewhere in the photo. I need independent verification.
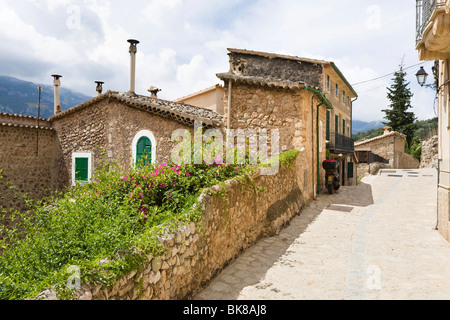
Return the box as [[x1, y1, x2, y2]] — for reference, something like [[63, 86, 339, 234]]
[[305, 86, 332, 196], [227, 80, 232, 130]]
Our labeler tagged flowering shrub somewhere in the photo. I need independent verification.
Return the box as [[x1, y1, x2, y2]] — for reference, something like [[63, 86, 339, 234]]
[[0, 152, 256, 300]]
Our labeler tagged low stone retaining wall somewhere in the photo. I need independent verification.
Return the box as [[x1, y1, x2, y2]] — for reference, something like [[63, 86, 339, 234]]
[[39, 158, 306, 300]]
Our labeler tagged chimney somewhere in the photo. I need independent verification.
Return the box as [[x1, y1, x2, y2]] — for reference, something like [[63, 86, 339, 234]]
[[127, 39, 140, 94], [95, 81, 104, 96], [51, 74, 62, 114], [383, 126, 392, 135], [148, 86, 161, 99]]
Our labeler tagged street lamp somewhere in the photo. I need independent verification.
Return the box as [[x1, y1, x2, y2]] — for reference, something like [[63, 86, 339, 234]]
[[416, 66, 437, 91], [415, 66, 428, 87]]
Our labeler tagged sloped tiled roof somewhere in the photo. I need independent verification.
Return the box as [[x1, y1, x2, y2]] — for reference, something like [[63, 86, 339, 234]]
[[49, 91, 223, 128]]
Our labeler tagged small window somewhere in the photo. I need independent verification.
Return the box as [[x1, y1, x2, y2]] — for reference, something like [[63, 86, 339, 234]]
[[343, 119, 346, 136], [343, 91, 346, 103], [72, 153, 92, 186], [336, 84, 339, 97], [327, 76, 330, 90]]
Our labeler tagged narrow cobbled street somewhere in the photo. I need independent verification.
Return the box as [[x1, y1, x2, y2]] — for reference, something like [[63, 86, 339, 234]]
[[195, 169, 450, 300]]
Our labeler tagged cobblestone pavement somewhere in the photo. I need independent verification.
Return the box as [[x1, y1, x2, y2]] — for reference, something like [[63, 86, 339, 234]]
[[194, 168, 450, 300]]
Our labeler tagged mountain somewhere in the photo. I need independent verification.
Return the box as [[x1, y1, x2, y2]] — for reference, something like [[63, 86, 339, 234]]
[[0, 76, 92, 119], [352, 120, 385, 134]]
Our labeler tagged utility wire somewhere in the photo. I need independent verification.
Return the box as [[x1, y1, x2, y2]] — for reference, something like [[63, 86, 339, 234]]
[[351, 61, 431, 87]]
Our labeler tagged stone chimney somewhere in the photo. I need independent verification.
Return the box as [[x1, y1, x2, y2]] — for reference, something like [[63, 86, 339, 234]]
[[127, 39, 140, 94], [383, 126, 392, 135], [95, 81, 104, 96], [51, 74, 62, 114], [148, 86, 161, 99]]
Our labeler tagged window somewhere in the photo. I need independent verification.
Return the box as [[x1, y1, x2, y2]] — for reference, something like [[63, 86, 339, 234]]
[[327, 75, 330, 90], [72, 153, 92, 186], [336, 84, 339, 97], [343, 91, 346, 103], [343, 119, 346, 136], [132, 130, 157, 167]]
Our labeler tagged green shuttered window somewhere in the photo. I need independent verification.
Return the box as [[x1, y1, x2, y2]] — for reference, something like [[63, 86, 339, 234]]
[[75, 158, 89, 182]]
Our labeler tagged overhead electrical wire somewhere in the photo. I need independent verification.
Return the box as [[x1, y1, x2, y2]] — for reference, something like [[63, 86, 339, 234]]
[[351, 61, 432, 87]]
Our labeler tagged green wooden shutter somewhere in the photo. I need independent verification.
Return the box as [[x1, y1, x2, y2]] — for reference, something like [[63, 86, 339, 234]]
[[348, 162, 354, 179], [75, 158, 89, 182], [326, 110, 330, 141], [335, 115, 339, 133], [136, 137, 152, 167]]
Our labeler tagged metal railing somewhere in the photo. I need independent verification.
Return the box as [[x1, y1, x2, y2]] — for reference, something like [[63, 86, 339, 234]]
[[416, 0, 447, 44], [327, 132, 354, 153]]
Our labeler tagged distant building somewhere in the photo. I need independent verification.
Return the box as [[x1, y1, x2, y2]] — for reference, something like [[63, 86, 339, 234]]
[[174, 84, 225, 115], [355, 126, 420, 177], [416, 0, 450, 241]]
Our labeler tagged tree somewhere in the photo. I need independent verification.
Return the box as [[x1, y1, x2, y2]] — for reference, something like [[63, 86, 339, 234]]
[[382, 63, 417, 145]]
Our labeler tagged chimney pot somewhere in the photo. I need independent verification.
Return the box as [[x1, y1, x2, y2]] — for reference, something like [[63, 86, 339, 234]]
[[382, 126, 392, 135], [148, 86, 161, 98], [95, 81, 104, 96], [51, 74, 62, 114]]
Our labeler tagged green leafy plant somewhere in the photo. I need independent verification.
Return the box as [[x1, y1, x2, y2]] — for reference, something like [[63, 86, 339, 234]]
[[0, 145, 301, 300]]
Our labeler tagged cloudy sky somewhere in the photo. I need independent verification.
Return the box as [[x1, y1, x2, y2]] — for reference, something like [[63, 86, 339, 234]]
[[0, 0, 438, 122]]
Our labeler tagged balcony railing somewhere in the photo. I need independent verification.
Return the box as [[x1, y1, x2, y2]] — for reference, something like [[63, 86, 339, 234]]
[[416, 0, 447, 44], [327, 132, 354, 154]]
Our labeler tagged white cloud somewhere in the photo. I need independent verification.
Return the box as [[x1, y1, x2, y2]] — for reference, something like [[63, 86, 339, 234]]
[[0, 0, 434, 122]]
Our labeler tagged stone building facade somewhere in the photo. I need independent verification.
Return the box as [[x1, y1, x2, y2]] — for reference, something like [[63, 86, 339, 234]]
[[217, 48, 358, 194], [416, 0, 450, 241]]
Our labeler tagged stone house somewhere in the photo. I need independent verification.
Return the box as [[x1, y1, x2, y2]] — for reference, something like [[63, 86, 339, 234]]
[[0, 43, 358, 211], [355, 126, 420, 177], [416, 0, 450, 241], [216, 48, 358, 191]]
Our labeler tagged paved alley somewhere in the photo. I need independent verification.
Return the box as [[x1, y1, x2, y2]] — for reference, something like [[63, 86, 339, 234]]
[[194, 168, 450, 300]]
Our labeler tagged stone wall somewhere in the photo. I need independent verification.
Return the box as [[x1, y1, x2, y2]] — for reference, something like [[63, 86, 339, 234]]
[[420, 136, 439, 169], [0, 125, 56, 211], [224, 82, 327, 197], [398, 152, 420, 170], [47, 157, 307, 300], [105, 100, 193, 171]]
